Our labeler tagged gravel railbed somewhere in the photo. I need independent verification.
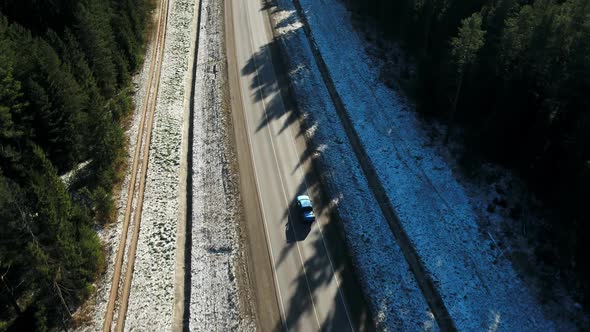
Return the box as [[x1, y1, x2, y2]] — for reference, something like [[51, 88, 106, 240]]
[[122, 0, 198, 328], [75, 0, 197, 328]]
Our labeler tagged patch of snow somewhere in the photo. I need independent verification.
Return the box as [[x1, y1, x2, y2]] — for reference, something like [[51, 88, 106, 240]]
[[60, 160, 91, 188]]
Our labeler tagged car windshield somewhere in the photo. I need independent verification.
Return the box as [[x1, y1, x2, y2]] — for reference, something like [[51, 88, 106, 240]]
[[299, 198, 312, 207], [302, 206, 313, 213]]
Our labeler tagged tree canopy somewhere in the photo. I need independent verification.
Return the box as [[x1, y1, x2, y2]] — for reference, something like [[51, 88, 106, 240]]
[[450, 13, 485, 74], [0, 0, 150, 329], [352, 0, 590, 307]]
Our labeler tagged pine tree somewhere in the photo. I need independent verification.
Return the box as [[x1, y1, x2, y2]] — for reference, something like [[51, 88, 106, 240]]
[[74, 0, 118, 98], [445, 12, 486, 142], [0, 41, 26, 171]]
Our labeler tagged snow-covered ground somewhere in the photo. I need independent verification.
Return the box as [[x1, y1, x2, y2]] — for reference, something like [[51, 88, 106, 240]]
[[186, 0, 256, 329], [269, 3, 436, 331], [270, 0, 577, 330]]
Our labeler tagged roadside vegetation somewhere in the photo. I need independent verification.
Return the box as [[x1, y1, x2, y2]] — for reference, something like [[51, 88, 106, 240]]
[[0, 0, 150, 329], [350, 0, 589, 311]]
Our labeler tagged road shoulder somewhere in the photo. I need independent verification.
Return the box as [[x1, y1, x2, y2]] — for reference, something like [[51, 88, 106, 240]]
[[225, 0, 283, 329]]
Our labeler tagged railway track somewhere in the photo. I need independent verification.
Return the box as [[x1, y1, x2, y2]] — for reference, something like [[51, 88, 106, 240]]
[[102, 0, 170, 330]]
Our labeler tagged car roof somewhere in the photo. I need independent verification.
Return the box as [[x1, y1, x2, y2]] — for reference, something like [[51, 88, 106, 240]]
[[297, 195, 313, 208]]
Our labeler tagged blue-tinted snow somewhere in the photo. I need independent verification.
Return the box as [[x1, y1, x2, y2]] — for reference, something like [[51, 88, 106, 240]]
[[276, 0, 559, 330]]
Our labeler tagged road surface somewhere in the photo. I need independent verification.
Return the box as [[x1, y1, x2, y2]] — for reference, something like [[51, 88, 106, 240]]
[[225, 0, 373, 330]]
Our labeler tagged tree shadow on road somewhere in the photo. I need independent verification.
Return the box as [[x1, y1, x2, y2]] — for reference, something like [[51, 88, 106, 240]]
[[238, 1, 375, 331], [285, 203, 312, 243]]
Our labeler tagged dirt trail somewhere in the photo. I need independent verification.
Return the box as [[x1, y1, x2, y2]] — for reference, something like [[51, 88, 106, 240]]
[[101, 0, 170, 330]]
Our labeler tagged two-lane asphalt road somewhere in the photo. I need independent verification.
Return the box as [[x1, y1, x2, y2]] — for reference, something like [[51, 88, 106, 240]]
[[225, 0, 373, 330]]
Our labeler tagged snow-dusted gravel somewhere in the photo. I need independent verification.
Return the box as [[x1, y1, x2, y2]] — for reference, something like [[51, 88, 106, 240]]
[[277, 0, 570, 330], [186, 0, 256, 330], [268, 3, 436, 331], [121, 0, 198, 327], [76, 0, 198, 329]]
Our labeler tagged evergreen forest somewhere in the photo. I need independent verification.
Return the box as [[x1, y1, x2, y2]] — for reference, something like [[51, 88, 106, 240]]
[[0, 0, 150, 329], [352, 0, 590, 307]]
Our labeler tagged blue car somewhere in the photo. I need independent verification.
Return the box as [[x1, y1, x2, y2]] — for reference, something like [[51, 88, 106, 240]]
[[296, 195, 316, 223]]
